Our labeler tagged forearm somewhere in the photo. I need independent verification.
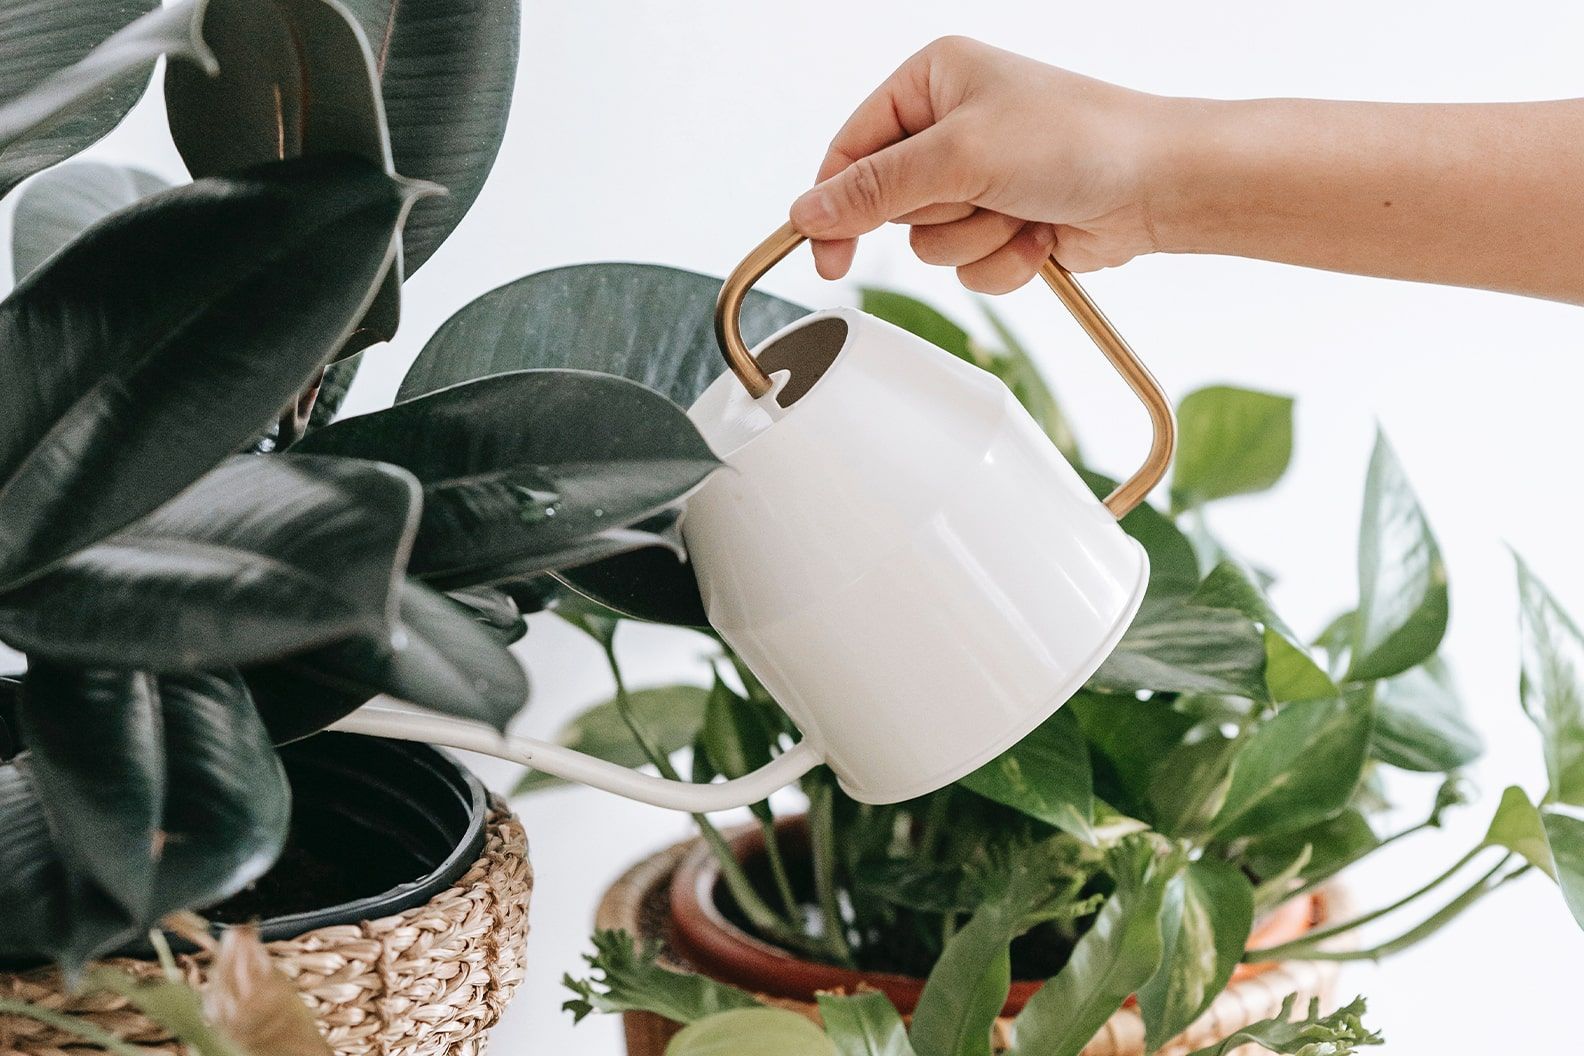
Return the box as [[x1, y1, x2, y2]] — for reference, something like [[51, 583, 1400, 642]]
[[1147, 98, 1584, 303]]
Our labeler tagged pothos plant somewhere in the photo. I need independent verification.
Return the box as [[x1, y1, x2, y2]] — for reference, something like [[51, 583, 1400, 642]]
[[0, 0, 807, 975], [543, 287, 1584, 1054]]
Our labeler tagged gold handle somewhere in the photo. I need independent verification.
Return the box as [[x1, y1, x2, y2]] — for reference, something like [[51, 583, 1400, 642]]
[[714, 221, 1177, 518]]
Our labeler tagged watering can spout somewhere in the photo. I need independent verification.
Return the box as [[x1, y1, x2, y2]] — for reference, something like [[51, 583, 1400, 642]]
[[329, 700, 824, 812]]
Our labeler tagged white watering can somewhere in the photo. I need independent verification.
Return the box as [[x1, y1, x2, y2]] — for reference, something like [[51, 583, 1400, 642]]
[[333, 222, 1176, 810]]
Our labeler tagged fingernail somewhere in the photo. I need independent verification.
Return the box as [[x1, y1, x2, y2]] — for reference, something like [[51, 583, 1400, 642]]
[[790, 187, 836, 234]]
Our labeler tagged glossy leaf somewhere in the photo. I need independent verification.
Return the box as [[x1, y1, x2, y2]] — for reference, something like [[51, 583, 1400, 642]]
[[1182, 994, 1381, 1056], [1148, 735, 1240, 839], [1245, 808, 1378, 894], [1007, 842, 1172, 1056], [1080, 469, 1199, 600], [1089, 596, 1267, 700], [669, 1008, 836, 1056], [0, 0, 171, 198], [0, 156, 418, 590], [1208, 691, 1372, 840], [817, 992, 916, 1056], [446, 585, 528, 645], [1068, 691, 1194, 812], [515, 684, 710, 794], [555, 511, 710, 626], [1170, 386, 1293, 511], [337, 0, 518, 272], [1191, 560, 1335, 702], [1346, 432, 1448, 681], [1515, 554, 1584, 805], [1540, 810, 1584, 931], [1136, 858, 1254, 1051], [248, 578, 528, 744], [10, 160, 168, 280], [296, 370, 719, 589], [308, 356, 361, 431], [1371, 655, 1482, 772], [958, 707, 1094, 843], [0, 455, 420, 670], [15, 665, 161, 919], [563, 929, 760, 1025]]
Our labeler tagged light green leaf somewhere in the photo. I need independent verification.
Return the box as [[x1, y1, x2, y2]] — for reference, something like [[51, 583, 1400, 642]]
[[958, 707, 1094, 843], [515, 684, 710, 795], [1539, 810, 1584, 931], [1183, 994, 1381, 1056], [1209, 691, 1372, 840], [816, 991, 916, 1056], [10, 160, 168, 280], [1090, 596, 1268, 700], [1371, 655, 1482, 772], [1515, 554, 1584, 805], [1170, 386, 1293, 511], [1481, 785, 1556, 879], [1006, 842, 1173, 1056], [860, 288, 974, 360], [1347, 433, 1448, 682], [563, 929, 760, 1025], [87, 969, 248, 1056], [1136, 858, 1254, 1052], [667, 1008, 835, 1056]]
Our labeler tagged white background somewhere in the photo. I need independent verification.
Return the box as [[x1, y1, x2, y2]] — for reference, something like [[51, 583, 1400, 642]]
[[6, 0, 1584, 1052]]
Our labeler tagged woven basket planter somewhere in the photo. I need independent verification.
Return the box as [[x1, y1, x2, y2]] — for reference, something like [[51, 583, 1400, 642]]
[[0, 736, 532, 1056], [597, 830, 1341, 1056]]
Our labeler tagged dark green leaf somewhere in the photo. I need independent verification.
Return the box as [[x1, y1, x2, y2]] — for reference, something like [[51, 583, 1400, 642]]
[[164, 0, 399, 358], [0, 155, 418, 589], [1182, 994, 1382, 1056], [1208, 691, 1372, 840], [555, 519, 711, 626], [1079, 470, 1198, 600], [10, 160, 168, 280], [1148, 735, 1240, 839], [562, 929, 760, 1024], [701, 677, 775, 822], [295, 370, 720, 589], [1191, 560, 1335, 702], [1136, 858, 1254, 1052], [399, 262, 807, 406], [514, 684, 709, 794], [817, 991, 916, 1056], [1169, 386, 1293, 511], [1245, 808, 1377, 892], [1347, 432, 1448, 682], [337, 0, 518, 273], [1371, 655, 1482, 772], [0, 455, 420, 670], [446, 585, 527, 645], [146, 669, 290, 918], [15, 664, 162, 919], [1515, 553, 1584, 805], [1090, 596, 1267, 700], [668, 1008, 836, 1056], [247, 579, 528, 744], [307, 355, 361, 431], [0, 0, 171, 198], [1006, 842, 1173, 1056], [1068, 691, 1194, 811], [958, 707, 1094, 843]]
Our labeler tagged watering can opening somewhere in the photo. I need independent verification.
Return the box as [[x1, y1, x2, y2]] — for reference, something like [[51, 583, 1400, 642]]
[[756, 315, 850, 408]]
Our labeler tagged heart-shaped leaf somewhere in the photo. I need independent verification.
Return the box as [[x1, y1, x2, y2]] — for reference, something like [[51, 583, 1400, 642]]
[[0, 454, 420, 670], [0, 0, 169, 198], [1170, 385, 1294, 512], [958, 707, 1095, 843], [0, 155, 420, 591], [165, 0, 401, 359], [295, 369, 720, 588], [398, 263, 808, 407], [1136, 858, 1254, 1052], [1191, 560, 1336, 703], [1347, 431, 1448, 681], [1515, 553, 1584, 805], [10, 160, 169, 280], [1371, 655, 1482, 772], [1089, 596, 1268, 700], [15, 664, 163, 919], [1208, 690, 1372, 840], [246, 578, 529, 744], [336, 0, 518, 273]]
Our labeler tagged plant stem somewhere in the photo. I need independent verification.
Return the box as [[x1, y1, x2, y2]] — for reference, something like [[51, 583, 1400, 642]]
[[1249, 857, 1526, 963], [147, 929, 179, 982], [807, 779, 857, 966], [758, 816, 802, 922], [0, 999, 151, 1056], [1287, 817, 1435, 902]]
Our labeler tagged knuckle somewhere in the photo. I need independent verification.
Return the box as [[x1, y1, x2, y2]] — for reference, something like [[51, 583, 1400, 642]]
[[844, 156, 888, 219], [909, 224, 947, 264]]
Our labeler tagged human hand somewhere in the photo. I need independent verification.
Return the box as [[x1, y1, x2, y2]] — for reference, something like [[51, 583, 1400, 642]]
[[789, 37, 1178, 292]]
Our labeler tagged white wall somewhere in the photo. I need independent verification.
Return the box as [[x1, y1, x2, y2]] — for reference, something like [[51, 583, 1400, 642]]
[[12, 0, 1584, 1052]]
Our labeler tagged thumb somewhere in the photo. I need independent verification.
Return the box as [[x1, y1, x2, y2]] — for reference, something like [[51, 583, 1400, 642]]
[[789, 125, 962, 241]]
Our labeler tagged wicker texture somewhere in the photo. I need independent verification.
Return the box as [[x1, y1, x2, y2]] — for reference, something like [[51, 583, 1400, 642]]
[[0, 801, 531, 1056], [599, 836, 1340, 1056]]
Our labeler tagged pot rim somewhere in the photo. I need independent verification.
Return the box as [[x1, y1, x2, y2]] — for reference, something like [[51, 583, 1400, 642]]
[[666, 815, 1322, 1015]]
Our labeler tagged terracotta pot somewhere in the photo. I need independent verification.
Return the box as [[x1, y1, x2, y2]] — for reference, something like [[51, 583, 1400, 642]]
[[596, 819, 1341, 1056]]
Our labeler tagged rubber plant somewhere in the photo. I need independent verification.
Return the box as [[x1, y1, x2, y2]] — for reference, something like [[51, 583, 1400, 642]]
[[528, 287, 1584, 1053], [0, 0, 729, 975]]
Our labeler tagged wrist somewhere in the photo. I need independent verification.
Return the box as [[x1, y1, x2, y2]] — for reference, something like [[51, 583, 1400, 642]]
[[1136, 96, 1239, 255]]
